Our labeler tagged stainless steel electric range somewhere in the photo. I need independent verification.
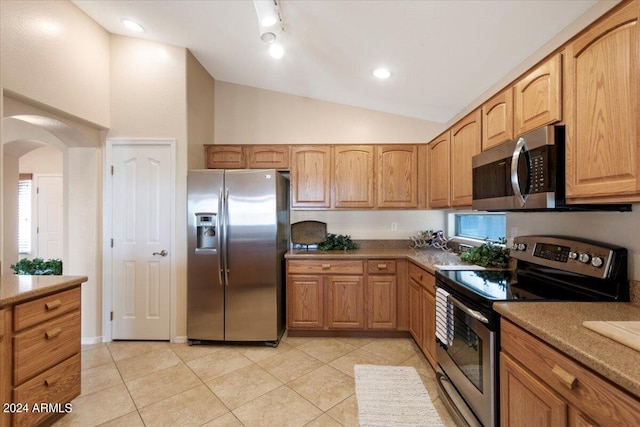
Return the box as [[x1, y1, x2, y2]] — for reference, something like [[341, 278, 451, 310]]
[[434, 235, 629, 427]]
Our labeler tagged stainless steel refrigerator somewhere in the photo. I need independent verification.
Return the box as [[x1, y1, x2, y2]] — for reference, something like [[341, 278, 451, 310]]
[[187, 169, 289, 346]]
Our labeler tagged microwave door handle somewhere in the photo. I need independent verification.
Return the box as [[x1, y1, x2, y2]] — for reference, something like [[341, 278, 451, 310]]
[[510, 137, 527, 208]]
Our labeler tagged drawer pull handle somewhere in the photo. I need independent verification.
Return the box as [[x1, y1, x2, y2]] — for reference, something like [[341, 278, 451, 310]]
[[552, 365, 577, 390], [321, 264, 331, 269], [45, 327, 62, 339], [45, 300, 62, 310], [377, 263, 388, 270], [44, 375, 60, 387]]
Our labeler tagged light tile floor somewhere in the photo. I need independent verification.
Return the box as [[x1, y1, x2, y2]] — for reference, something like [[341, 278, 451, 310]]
[[53, 335, 457, 427]]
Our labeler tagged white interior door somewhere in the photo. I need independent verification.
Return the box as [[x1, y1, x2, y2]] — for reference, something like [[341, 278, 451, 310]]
[[36, 175, 63, 260], [111, 144, 172, 340]]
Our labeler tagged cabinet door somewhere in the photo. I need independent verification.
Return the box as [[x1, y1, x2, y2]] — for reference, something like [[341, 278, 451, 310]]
[[327, 275, 364, 329], [376, 145, 418, 208], [334, 145, 375, 208], [366, 275, 397, 330], [450, 110, 482, 207], [421, 287, 436, 368], [205, 145, 245, 169], [290, 146, 331, 208], [246, 145, 290, 170], [428, 132, 451, 208], [287, 275, 324, 329], [564, 1, 640, 203], [482, 87, 514, 150], [500, 353, 568, 427], [408, 278, 422, 346], [0, 309, 8, 427], [514, 53, 562, 135]]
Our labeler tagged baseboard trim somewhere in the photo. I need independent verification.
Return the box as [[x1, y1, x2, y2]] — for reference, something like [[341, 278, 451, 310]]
[[172, 335, 188, 344], [81, 336, 103, 345]]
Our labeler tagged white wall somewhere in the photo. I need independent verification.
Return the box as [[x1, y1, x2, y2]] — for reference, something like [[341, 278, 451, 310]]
[[214, 81, 446, 144], [20, 146, 63, 173], [507, 208, 640, 280], [187, 50, 216, 170], [292, 210, 446, 241], [0, 0, 110, 128], [108, 34, 189, 342], [2, 153, 19, 274]]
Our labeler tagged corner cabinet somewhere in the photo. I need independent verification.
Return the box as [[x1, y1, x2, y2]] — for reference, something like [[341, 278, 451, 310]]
[[500, 319, 640, 427], [376, 145, 418, 208], [290, 146, 332, 208], [450, 110, 482, 207], [564, 0, 640, 204], [428, 131, 451, 209]]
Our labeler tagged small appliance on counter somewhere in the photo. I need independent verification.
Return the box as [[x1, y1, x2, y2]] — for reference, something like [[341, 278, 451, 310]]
[[434, 235, 629, 427]]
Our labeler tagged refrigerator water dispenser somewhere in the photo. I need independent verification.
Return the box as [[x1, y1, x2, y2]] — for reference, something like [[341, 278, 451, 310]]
[[195, 213, 217, 252]]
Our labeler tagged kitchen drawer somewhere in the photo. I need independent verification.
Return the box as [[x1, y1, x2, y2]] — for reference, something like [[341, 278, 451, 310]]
[[408, 262, 435, 294], [14, 310, 81, 385], [288, 260, 363, 275], [14, 287, 80, 332], [501, 319, 640, 426], [367, 260, 397, 275], [13, 353, 80, 427]]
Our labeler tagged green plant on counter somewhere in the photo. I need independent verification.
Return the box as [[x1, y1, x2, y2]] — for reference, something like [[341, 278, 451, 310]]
[[459, 237, 510, 268], [10, 258, 63, 275], [318, 233, 360, 251]]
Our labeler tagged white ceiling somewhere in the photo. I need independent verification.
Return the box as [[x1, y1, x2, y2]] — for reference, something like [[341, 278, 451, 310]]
[[72, 0, 599, 124]]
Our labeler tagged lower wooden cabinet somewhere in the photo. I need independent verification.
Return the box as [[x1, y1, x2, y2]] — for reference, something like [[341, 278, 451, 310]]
[[408, 261, 436, 368], [500, 319, 640, 427], [287, 258, 406, 333]]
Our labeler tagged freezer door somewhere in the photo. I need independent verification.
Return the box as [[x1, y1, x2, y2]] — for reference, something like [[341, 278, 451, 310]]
[[187, 170, 225, 341], [224, 170, 284, 341]]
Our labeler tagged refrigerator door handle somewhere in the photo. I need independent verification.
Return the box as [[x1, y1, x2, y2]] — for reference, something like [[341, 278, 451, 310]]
[[217, 188, 223, 286], [223, 188, 230, 285]]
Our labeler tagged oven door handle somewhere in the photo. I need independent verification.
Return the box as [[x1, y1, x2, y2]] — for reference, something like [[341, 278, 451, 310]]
[[448, 295, 489, 324]]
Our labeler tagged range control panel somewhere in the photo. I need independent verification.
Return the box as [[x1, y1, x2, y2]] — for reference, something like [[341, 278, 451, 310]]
[[510, 235, 624, 279]]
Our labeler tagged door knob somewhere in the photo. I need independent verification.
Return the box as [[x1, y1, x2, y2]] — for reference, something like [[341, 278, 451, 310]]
[[153, 250, 168, 257]]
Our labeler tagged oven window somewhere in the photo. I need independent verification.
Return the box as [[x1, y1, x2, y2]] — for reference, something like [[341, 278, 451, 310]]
[[447, 308, 484, 391]]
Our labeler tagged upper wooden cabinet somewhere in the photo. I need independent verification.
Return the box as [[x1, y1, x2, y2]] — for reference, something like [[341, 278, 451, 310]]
[[564, 0, 640, 204], [514, 53, 562, 135], [246, 145, 290, 169], [428, 131, 451, 208], [290, 146, 332, 208], [482, 87, 514, 150], [450, 110, 482, 207], [206, 145, 290, 170], [333, 145, 375, 208], [205, 145, 246, 169], [376, 145, 418, 208]]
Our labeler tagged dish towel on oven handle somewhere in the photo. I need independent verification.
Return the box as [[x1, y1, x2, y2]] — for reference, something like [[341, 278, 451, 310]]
[[435, 287, 454, 347]]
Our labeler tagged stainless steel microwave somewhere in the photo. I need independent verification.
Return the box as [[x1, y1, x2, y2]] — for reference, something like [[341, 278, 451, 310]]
[[471, 126, 631, 212]]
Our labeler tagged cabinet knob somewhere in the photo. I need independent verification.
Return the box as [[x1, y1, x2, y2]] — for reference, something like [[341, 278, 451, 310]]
[[377, 263, 388, 270], [552, 365, 577, 390], [45, 300, 62, 311], [44, 375, 60, 387], [45, 327, 62, 339], [321, 263, 331, 269]]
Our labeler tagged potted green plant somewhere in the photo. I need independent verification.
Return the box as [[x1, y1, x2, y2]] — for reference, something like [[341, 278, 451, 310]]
[[459, 238, 510, 268], [10, 258, 63, 275]]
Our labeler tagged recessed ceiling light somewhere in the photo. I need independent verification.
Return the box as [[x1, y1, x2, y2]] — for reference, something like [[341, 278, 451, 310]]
[[121, 19, 145, 33], [373, 68, 391, 79], [269, 43, 284, 59]]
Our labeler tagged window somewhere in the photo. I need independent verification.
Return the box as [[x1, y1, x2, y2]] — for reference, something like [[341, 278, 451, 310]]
[[18, 174, 32, 254], [453, 213, 506, 242]]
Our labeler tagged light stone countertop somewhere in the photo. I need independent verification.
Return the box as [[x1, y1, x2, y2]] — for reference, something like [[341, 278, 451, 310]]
[[0, 274, 88, 307], [494, 301, 640, 398], [286, 248, 478, 274]]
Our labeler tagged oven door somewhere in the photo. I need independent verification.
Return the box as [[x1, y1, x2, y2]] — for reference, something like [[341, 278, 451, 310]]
[[436, 293, 496, 427]]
